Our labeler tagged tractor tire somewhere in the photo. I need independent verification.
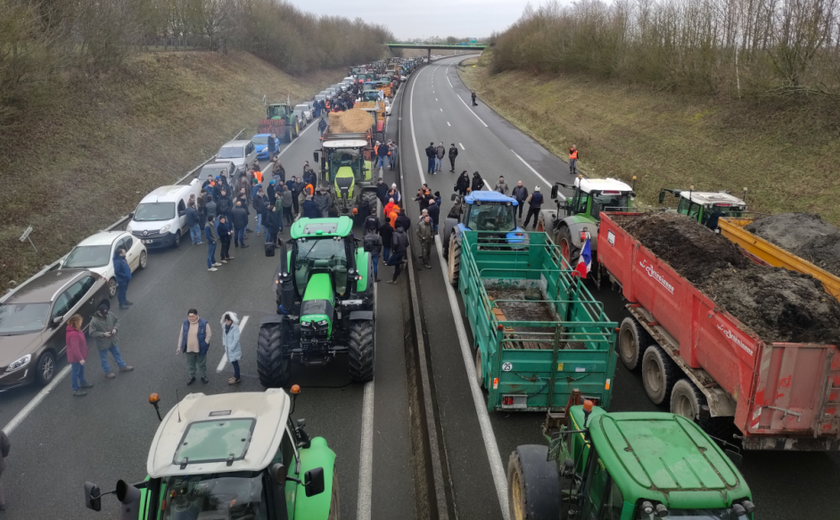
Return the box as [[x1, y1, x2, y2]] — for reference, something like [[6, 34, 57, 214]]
[[327, 471, 340, 520], [257, 320, 291, 388], [642, 345, 679, 406], [556, 225, 579, 268], [348, 320, 375, 383], [670, 378, 705, 421], [618, 317, 650, 371], [507, 445, 561, 520], [361, 191, 379, 213], [448, 233, 461, 287]]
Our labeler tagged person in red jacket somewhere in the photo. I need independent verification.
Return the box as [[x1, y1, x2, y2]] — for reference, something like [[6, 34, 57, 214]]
[[66, 315, 93, 397]]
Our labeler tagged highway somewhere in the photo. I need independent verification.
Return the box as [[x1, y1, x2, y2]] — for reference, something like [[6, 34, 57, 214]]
[[1, 54, 838, 520]]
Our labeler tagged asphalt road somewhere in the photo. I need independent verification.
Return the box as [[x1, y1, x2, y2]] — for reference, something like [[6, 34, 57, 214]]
[[399, 55, 840, 520], [0, 87, 415, 519]]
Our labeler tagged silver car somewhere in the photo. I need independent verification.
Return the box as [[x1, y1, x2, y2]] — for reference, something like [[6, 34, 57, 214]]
[[294, 104, 312, 124], [217, 140, 257, 176]]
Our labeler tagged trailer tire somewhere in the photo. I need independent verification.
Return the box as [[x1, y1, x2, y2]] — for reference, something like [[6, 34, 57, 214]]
[[257, 321, 291, 388], [348, 320, 375, 383], [618, 317, 650, 371], [642, 345, 679, 405], [670, 379, 705, 421], [507, 445, 561, 520], [475, 348, 484, 390], [448, 233, 461, 287], [556, 226, 579, 267]]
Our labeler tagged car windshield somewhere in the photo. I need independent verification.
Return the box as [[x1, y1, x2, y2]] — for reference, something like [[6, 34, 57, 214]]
[[268, 105, 290, 118], [711, 205, 744, 217], [218, 146, 244, 159], [590, 192, 630, 218], [637, 508, 749, 520], [468, 204, 516, 232], [63, 245, 112, 268], [0, 302, 50, 335], [295, 105, 309, 111], [251, 136, 268, 146], [161, 473, 268, 520], [134, 202, 176, 222]]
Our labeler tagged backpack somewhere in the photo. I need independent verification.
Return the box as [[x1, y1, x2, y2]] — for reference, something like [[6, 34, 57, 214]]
[[364, 215, 379, 231], [364, 234, 378, 252]]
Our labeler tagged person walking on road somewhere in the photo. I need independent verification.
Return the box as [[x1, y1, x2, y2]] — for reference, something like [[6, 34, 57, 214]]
[[364, 228, 383, 282], [387, 183, 401, 204], [376, 141, 389, 173], [425, 142, 436, 175], [364, 207, 381, 234], [471, 91, 477, 106], [387, 226, 409, 284], [512, 181, 529, 220], [396, 209, 411, 233], [435, 142, 445, 172], [231, 201, 249, 249], [455, 171, 470, 197], [376, 178, 389, 205], [471, 171, 484, 192], [427, 198, 440, 232], [205, 216, 221, 272], [186, 201, 201, 245], [379, 219, 393, 264], [66, 314, 93, 397], [416, 216, 434, 269], [495, 176, 509, 195], [221, 312, 242, 385], [523, 186, 544, 229], [217, 215, 233, 262], [0, 429, 9, 510], [176, 309, 211, 385], [113, 248, 133, 310], [388, 140, 398, 170], [569, 145, 579, 176], [448, 144, 458, 173], [89, 301, 133, 379], [318, 118, 327, 136]]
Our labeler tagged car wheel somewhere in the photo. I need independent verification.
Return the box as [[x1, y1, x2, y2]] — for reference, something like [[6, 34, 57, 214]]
[[107, 277, 118, 298], [139, 250, 148, 269], [173, 231, 181, 249], [36, 351, 56, 386]]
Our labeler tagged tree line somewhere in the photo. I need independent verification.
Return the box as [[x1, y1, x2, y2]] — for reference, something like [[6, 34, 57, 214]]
[[0, 0, 393, 125], [491, 0, 840, 98]]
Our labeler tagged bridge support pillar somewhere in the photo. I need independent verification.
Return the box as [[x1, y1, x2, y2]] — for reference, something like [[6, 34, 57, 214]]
[[427, 48, 431, 62]]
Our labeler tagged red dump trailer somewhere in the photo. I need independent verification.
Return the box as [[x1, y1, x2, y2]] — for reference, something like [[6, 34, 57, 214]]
[[598, 212, 840, 450]]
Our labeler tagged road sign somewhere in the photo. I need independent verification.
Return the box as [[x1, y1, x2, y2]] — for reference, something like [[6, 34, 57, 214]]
[[19, 226, 32, 242]]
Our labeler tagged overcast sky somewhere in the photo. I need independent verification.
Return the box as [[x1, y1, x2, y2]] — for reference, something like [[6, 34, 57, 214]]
[[285, 0, 552, 40]]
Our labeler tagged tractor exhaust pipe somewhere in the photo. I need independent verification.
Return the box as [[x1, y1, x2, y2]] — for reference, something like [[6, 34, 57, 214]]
[[116, 480, 141, 520], [276, 240, 295, 315]]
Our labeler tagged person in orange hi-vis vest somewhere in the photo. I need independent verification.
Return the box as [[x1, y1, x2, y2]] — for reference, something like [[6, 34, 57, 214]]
[[569, 145, 579, 175]]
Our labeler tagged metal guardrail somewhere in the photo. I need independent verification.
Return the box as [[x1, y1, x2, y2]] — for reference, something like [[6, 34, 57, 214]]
[[0, 127, 247, 303]]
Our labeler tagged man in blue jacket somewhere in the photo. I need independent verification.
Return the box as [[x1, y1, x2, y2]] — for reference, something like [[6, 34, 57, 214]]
[[175, 309, 212, 385], [113, 248, 133, 310]]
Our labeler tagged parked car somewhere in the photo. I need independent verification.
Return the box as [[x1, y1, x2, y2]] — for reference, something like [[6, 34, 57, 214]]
[[216, 140, 257, 176], [294, 104, 312, 124], [251, 133, 276, 160], [385, 99, 392, 116], [60, 231, 148, 298], [196, 161, 237, 184], [127, 180, 201, 249], [0, 268, 110, 389], [314, 94, 327, 105]]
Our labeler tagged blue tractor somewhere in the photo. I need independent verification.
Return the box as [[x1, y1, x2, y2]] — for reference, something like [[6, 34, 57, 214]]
[[441, 190, 525, 286]]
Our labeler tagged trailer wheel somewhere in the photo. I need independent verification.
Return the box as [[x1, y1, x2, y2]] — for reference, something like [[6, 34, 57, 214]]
[[556, 226, 579, 267], [671, 379, 705, 421], [642, 345, 679, 405], [448, 234, 461, 287], [508, 445, 561, 520], [618, 317, 650, 371], [257, 321, 291, 388], [474, 348, 484, 390], [348, 320, 375, 382]]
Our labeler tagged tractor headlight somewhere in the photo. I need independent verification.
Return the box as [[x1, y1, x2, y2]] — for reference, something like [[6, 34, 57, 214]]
[[6, 354, 31, 372], [316, 319, 329, 329], [300, 321, 312, 329]]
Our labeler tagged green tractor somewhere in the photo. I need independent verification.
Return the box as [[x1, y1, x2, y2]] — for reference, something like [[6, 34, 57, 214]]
[[659, 186, 748, 230], [259, 103, 301, 143], [539, 175, 636, 268], [258, 217, 375, 387], [508, 392, 756, 520], [313, 135, 379, 221]]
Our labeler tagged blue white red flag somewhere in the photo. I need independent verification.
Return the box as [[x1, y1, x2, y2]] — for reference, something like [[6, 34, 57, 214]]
[[575, 238, 592, 278]]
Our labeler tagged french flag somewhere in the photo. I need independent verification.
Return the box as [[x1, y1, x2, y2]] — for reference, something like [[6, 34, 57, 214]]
[[575, 238, 592, 278]]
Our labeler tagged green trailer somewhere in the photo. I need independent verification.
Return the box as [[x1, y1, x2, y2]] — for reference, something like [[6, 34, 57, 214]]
[[459, 231, 617, 413]]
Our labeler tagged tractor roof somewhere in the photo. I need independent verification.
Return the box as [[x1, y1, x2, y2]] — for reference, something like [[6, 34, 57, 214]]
[[464, 191, 518, 205], [147, 389, 290, 478], [290, 217, 354, 239], [574, 407, 751, 509], [575, 177, 633, 193], [678, 191, 747, 207], [323, 139, 368, 149]]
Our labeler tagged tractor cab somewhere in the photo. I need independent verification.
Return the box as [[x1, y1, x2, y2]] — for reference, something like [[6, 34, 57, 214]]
[[362, 89, 380, 102], [552, 176, 636, 221], [659, 187, 748, 230], [314, 139, 371, 214], [288, 219, 359, 300], [267, 103, 291, 119], [458, 191, 519, 233]]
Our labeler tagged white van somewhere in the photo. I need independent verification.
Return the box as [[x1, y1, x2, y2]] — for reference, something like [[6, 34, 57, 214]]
[[126, 180, 201, 249]]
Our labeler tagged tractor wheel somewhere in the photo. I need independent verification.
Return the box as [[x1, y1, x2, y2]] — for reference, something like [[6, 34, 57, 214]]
[[293, 119, 300, 139], [536, 212, 546, 232], [670, 378, 705, 421], [642, 345, 679, 406], [474, 348, 485, 391], [556, 226, 579, 268], [618, 317, 650, 371], [361, 191, 379, 212], [448, 233, 461, 287], [348, 320, 375, 383], [507, 445, 561, 520], [257, 320, 291, 388]]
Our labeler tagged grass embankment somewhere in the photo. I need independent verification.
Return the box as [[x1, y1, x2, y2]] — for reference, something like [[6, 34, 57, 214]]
[[459, 53, 840, 225], [0, 51, 343, 289]]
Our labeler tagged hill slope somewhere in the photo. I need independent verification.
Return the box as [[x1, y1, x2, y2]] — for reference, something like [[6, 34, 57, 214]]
[[0, 51, 342, 288]]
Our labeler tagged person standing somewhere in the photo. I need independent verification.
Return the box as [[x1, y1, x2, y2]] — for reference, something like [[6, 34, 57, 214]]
[[66, 314, 93, 396], [265, 204, 282, 245], [448, 143, 458, 173], [302, 196, 320, 219], [523, 186, 544, 229], [364, 228, 383, 282], [425, 142, 436, 175], [427, 198, 440, 232], [217, 215, 233, 263], [512, 181, 529, 220], [221, 312, 242, 385], [281, 184, 294, 226], [176, 309, 212, 385], [268, 133, 278, 160], [569, 145, 579, 175], [456, 171, 470, 197], [471, 171, 484, 192], [0, 429, 9, 511], [387, 226, 409, 284], [231, 201, 249, 249], [217, 189, 232, 223], [205, 215, 221, 272], [435, 142, 445, 172], [376, 177, 389, 205], [388, 140, 398, 170], [471, 91, 477, 106], [495, 176, 509, 195], [364, 207, 381, 234], [253, 187, 267, 234], [113, 248, 133, 310], [314, 186, 332, 218], [416, 216, 434, 269], [205, 196, 217, 223], [376, 141, 389, 173], [318, 118, 327, 136], [88, 301, 133, 379], [379, 219, 393, 265], [186, 201, 201, 245], [197, 190, 208, 225]]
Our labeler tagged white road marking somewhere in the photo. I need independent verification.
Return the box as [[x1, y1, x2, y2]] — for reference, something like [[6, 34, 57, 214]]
[[277, 123, 316, 158], [447, 76, 453, 87], [439, 108, 443, 112], [216, 315, 249, 372], [357, 235, 379, 520], [483, 180, 493, 191], [3, 365, 71, 436], [408, 61, 510, 520], [447, 122, 451, 127], [455, 94, 488, 127], [510, 150, 560, 197], [459, 143, 465, 150]]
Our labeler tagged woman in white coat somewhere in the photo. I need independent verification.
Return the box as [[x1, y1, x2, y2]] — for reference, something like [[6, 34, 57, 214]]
[[221, 312, 243, 384]]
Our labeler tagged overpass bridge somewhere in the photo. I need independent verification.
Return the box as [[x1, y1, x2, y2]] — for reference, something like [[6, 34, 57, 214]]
[[385, 42, 487, 60]]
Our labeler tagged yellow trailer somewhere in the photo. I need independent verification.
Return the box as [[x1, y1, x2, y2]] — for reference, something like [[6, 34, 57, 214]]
[[719, 217, 840, 302]]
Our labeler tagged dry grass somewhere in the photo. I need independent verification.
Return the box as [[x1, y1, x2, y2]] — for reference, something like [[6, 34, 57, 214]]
[[460, 52, 840, 226], [0, 51, 343, 289]]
